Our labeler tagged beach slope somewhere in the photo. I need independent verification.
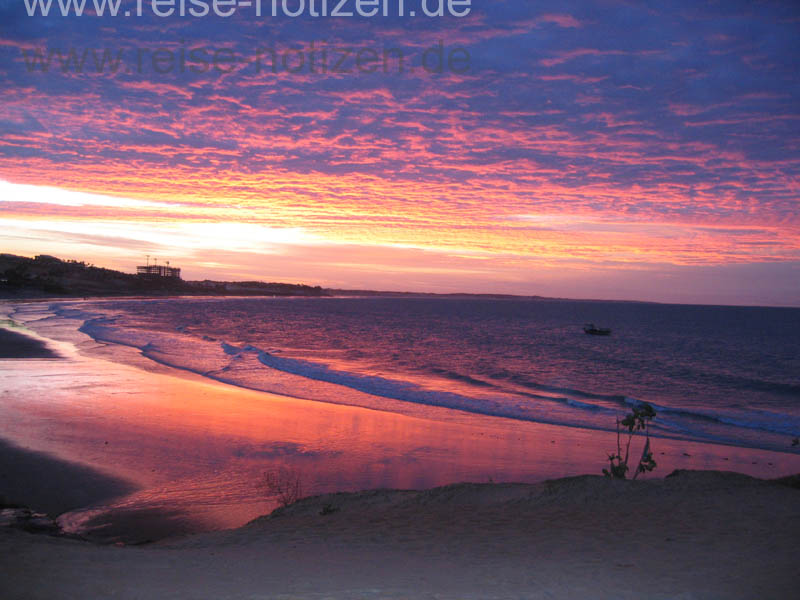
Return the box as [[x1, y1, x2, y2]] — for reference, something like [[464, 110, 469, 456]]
[[2, 470, 798, 599]]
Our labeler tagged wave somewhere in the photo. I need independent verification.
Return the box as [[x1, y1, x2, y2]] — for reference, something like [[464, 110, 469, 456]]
[[624, 397, 800, 438], [429, 368, 497, 389], [51, 302, 800, 449], [70, 318, 629, 432], [229, 342, 569, 422]]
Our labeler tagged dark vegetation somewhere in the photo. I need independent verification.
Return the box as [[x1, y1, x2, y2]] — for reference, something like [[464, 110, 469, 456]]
[[0, 253, 550, 300], [262, 467, 304, 508], [0, 254, 326, 298], [603, 403, 658, 480]]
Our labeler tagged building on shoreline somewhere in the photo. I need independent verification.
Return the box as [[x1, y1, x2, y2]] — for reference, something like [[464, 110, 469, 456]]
[[136, 264, 181, 280]]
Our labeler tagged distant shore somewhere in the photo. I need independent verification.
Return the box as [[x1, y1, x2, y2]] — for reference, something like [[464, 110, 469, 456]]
[[0, 252, 659, 304], [6, 253, 799, 307]]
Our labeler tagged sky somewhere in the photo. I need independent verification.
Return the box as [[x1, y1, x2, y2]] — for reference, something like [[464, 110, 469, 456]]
[[1, 1, 799, 305]]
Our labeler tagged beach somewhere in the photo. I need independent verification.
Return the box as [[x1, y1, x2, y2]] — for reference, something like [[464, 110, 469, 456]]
[[0, 327, 59, 359], [4, 0, 798, 596], [3, 471, 799, 599], [2, 305, 800, 598]]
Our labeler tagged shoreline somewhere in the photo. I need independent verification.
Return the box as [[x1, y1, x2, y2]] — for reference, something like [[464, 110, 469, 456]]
[[3, 281, 800, 310], [0, 438, 135, 517], [2, 350, 800, 544], [2, 312, 800, 597], [0, 327, 60, 359], [5, 298, 799, 459], [2, 301, 800, 546]]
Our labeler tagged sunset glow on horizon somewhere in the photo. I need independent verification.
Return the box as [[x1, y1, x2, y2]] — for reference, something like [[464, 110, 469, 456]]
[[2, 1, 799, 305]]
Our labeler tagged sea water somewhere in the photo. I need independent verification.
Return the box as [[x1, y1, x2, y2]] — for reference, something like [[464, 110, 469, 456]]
[[10, 296, 800, 454]]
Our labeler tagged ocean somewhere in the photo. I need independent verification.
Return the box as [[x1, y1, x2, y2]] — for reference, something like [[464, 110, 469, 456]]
[[11, 296, 800, 454]]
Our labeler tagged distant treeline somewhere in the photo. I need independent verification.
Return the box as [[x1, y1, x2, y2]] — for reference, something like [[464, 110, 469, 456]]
[[0, 253, 549, 301], [0, 254, 327, 299]]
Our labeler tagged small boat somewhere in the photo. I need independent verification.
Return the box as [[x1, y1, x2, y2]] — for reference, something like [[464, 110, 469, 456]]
[[583, 323, 611, 336]]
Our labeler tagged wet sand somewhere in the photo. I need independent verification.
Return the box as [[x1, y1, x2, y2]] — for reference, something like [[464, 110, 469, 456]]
[[0, 439, 134, 515], [4, 344, 800, 543], [2, 317, 800, 543], [0, 327, 60, 359]]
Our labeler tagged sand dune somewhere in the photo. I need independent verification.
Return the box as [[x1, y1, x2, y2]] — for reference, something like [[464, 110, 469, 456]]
[[2, 470, 799, 599]]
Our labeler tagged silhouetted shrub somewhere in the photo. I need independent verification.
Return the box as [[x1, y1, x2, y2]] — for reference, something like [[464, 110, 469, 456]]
[[263, 467, 304, 507], [603, 403, 657, 480]]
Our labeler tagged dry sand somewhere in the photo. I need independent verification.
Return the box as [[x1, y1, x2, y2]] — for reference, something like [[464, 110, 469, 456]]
[[2, 470, 799, 599]]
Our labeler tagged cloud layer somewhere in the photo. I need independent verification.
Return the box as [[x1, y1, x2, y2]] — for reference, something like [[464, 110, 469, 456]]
[[1, 1, 799, 303]]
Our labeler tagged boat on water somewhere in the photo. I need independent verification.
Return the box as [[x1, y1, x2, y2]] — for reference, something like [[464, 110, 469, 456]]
[[583, 323, 612, 336]]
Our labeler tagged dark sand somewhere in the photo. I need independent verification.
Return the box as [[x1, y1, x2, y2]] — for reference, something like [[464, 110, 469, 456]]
[[0, 328, 60, 359], [0, 439, 135, 516], [2, 470, 799, 599]]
